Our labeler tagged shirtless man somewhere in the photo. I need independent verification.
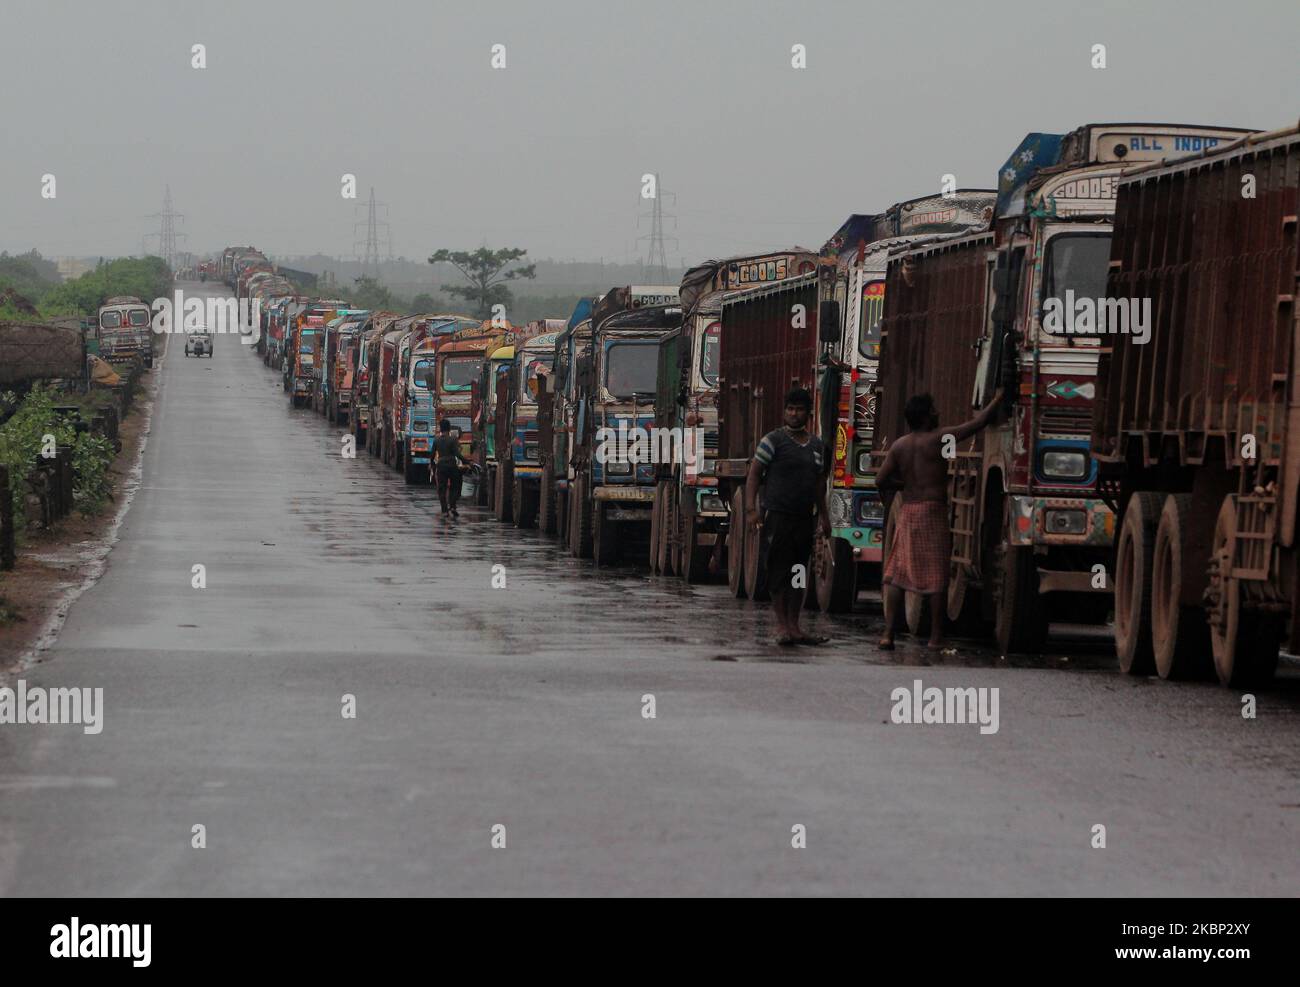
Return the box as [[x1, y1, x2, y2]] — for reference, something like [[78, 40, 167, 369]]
[[875, 389, 1003, 649]]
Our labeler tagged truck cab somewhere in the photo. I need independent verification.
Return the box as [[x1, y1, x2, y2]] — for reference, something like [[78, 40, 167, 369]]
[[503, 328, 562, 528], [97, 296, 154, 368]]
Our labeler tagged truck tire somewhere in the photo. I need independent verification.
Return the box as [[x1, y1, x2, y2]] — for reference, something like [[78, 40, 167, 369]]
[[727, 489, 747, 598], [1207, 496, 1281, 687], [1152, 493, 1212, 680], [513, 474, 536, 529], [681, 510, 710, 584], [993, 543, 1047, 655], [556, 487, 569, 544], [593, 501, 618, 567], [540, 465, 557, 535], [570, 475, 592, 559], [1114, 491, 1160, 675], [649, 484, 665, 575], [404, 457, 423, 485], [814, 534, 857, 613], [496, 461, 514, 523]]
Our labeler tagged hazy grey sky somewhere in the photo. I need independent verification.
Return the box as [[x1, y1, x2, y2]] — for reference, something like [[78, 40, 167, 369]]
[[2, 0, 1297, 265]]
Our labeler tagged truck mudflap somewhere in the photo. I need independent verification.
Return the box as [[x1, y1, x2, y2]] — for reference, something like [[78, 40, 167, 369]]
[[593, 486, 655, 503], [1008, 495, 1115, 547]]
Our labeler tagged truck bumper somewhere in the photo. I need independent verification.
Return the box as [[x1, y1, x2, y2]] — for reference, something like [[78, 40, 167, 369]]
[[1009, 495, 1115, 548], [593, 486, 655, 503], [834, 526, 884, 564]]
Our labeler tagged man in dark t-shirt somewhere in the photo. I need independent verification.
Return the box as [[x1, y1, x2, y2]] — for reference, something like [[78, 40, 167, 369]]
[[432, 418, 465, 517], [744, 387, 832, 645]]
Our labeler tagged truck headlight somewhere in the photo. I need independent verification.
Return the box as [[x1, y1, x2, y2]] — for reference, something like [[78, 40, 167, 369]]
[[857, 497, 884, 525], [524, 443, 538, 460], [1045, 509, 1086, 535], [1042, 450, 1087, 479], [699, 494, 725, 513], [606, 461, 632, 476], [857, 450, 872, 474], [828, 490, 852, 528]]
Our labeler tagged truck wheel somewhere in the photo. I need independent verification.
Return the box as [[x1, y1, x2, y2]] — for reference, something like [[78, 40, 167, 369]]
[[649, 484, 665, 575], [1207, 496, 1281, 687], [513, 474, 536, 529], [1152, 493, 1212, 679], [593, 501, 618, 566], [743, 504, 769, 602], [946, 569, 987, 636], [727, 489, 747, 598], [814, 534, 857, 613], [1114, 491, 1161, 674], [570, 475, 592, 559], [497, 461, 514, 523], [556, 487, 569, 544], [540, 465, 557, 535], [404, 458, 423, 485], [993, 543, 1047, 655], [681, 510, 710, 584]]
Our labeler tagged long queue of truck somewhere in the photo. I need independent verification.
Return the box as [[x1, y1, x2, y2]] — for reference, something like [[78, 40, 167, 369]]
[[221, 118, 1299, 689]]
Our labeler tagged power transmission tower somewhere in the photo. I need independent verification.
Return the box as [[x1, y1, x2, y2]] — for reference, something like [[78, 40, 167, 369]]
[[353, 187, 392, 280], [637, 173, 678, 284], [144, 185, 186, 272]]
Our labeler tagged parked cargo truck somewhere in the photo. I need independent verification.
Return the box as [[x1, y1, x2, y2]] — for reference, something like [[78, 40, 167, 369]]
[[874, 122, 1252, 653], [97, 296, 154, 368], [1094, 123, 1297, 686]]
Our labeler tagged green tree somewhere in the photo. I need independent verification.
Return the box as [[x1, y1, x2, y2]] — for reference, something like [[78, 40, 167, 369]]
[[428, 247, 536, 320], [350, 276, 394, 311], [409, 292, 438, 314]]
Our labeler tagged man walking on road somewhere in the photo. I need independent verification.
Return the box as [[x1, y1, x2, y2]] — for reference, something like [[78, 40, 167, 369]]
[[875, 389, 1003, 650], [432, 418, 465, 518], [745, 387, 832, 646]]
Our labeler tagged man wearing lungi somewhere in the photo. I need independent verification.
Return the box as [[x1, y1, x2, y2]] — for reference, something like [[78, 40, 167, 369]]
[[875, 389, 1003, 649], [744, 388, 833, 646]]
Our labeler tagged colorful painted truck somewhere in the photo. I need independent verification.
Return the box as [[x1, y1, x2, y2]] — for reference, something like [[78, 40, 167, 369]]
[[377, 319, 414, 465], [97, 296, 154, 368], [873, 122, 1252, 653], [713, 266, 840, 599], [544, 298, 597, 547], [504, 325, 564, 528], [289, 313, 324, 408], [321, 310, 368, 424], [353, 313, 400, 448], [651, 253, 820, 582], [1093, 123, 1298, 687], [482, 340, 518, 516], [394, 315, 484, 483], [811, 192, 997, 612], [567, 287, 682, 566]]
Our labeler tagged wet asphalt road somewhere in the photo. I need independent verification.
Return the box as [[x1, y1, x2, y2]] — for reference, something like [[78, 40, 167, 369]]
[[1, 282, 1297, 897]]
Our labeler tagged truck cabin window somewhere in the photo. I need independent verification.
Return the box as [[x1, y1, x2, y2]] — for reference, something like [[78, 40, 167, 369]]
[[859, 282, 884, 358], [442, 357, 481, 392], [605, 342, 657, 399], [522, 357, 553, 403], [700, 321, 721, 386], [1041, 233, 1112, 335], [412, 358, 433, 387], [128, 309, 150, 327], [100, 311, 122, 329]]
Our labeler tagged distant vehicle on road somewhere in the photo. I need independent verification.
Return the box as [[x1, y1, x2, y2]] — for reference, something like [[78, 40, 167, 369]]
[[184, 330, 212, 357]]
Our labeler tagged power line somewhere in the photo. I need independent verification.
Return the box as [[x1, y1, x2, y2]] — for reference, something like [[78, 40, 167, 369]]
[[353, 187, 392, 280]]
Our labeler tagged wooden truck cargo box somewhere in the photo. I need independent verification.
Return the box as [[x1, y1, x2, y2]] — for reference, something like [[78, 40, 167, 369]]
[[873, 231, 994, 454], [0, 321, 85, 386], [1094, 126, 1300, 462]]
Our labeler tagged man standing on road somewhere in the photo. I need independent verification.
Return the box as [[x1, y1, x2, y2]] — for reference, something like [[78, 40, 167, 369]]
[[744, 387, 832, 646], [432, 418, 465, 518], [874, 390, 1003, 650]]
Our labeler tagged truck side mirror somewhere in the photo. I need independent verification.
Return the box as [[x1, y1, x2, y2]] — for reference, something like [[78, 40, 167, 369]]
[[818, 300, 841, 344]]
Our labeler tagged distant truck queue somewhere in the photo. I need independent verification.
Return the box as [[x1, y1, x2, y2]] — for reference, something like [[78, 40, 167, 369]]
[[221, 118, 1298, 688]]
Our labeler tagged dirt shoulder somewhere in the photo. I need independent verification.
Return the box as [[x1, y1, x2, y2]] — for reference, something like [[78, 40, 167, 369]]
[[0, 336, 166, 675]]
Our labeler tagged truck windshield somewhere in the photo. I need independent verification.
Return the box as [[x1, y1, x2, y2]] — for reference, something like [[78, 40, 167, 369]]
[[859, 282, 884, 358], [700, 322, 721, 386], [100, 311, 122, 329], [442, 356, 481, 391], [299, 335, 316, 353], [521, 355, 553, 404], [605, 342, 657, 399], [1041, 232, 1112, 335], [128, 309, 150, 327]]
